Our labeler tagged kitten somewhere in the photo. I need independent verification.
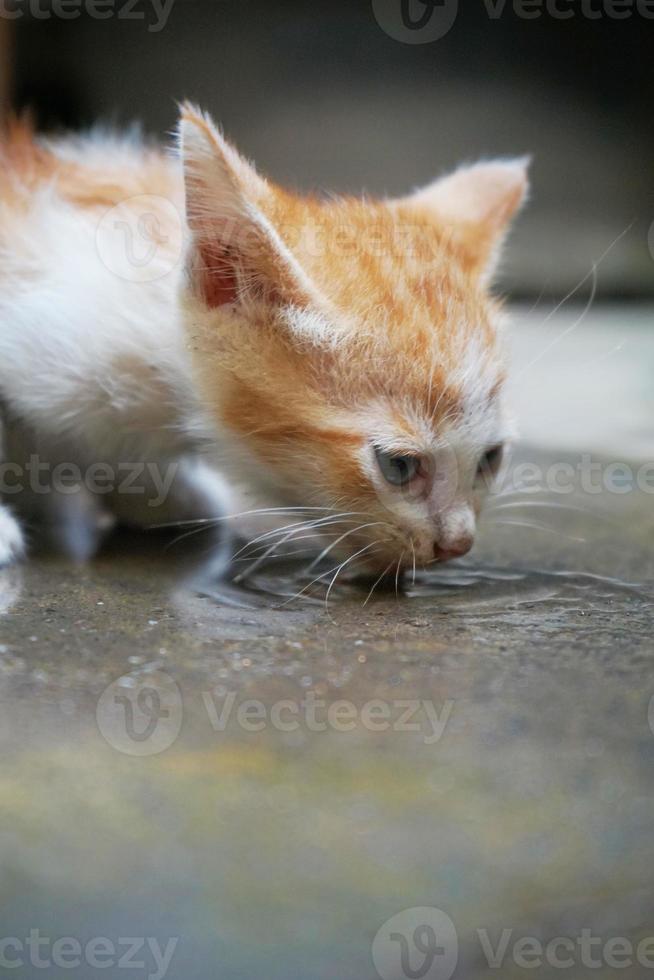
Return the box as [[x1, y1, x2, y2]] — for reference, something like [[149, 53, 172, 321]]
[[0, 105, 528, 578]]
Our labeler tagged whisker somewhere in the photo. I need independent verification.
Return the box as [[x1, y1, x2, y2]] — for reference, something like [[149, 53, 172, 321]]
[[485, 499, 612, 520], [282, 541, 380, 606], [325, 542, 383, 607], [576, 340, 627, 371], [232, 517, 340, 555], [523, 261, 599, 372], [363, 559, 396, 608], [231, 535, 344, 562], [306, 521, 392, 572], [248, 547, 316, 562], [517, 222, 632, 378], [231, 513, 360, 563], [486, 483, 583, 504], [522, 280, 549, 316], [153, 505, 348, 531], [233, 519, 358, 581], [161, 506, 354, 549], [395, 551, 405, 598], [491, 518, 586, 544]]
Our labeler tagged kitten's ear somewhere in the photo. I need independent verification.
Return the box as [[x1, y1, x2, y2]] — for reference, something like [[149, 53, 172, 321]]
[[178, 104, 319, 310], [400, 158, 530, 280]]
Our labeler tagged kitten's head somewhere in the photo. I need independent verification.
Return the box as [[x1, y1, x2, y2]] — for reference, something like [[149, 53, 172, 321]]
[[178, 106, 528, 573]]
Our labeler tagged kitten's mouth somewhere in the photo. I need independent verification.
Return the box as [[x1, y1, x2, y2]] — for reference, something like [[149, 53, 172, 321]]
[[353, 538, 474, 576]]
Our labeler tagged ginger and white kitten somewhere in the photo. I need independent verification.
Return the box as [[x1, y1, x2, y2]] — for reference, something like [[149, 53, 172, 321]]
[[0, 105, 528, 576]]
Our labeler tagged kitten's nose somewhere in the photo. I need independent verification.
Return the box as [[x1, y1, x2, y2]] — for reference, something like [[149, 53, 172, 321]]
[[433, 534, 473, 562]]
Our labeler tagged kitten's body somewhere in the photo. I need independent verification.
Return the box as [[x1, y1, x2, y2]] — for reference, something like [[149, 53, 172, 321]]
[[0, 110, 529, 576], [0, 126, 230, 564]]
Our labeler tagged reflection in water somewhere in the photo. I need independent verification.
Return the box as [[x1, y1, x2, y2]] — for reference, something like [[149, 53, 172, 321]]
[[202, 550, 652, 623], [0, 566, 22, 615]]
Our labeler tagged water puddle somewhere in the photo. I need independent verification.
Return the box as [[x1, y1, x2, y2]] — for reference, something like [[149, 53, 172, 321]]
[[198, 554, 653, 625]]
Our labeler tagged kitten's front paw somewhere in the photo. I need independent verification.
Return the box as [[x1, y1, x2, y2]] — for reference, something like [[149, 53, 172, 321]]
[[0, 509, 25, 566]]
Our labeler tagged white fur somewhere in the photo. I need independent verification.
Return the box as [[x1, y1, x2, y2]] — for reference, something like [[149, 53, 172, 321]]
[[0, 141, 230, 565]]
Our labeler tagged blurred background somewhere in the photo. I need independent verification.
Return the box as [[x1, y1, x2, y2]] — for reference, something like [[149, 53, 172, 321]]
[[1, 0, 652, 298]]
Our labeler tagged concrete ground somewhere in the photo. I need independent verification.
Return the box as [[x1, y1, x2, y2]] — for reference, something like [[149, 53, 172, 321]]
[[0, 305, 653, 979]]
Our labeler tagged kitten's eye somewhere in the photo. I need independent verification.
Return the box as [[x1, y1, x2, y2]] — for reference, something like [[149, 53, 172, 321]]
[[374, 447, 421, 487], [477, 444, 504, 478]]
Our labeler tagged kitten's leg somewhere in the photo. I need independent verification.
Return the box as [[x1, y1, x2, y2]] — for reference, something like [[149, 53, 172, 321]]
[[0, 417, 25, 566], [109, 456, 233, 579], [0, 506, 24, 567], [41, 489, 114, 562], [1, 413, 111, 562]]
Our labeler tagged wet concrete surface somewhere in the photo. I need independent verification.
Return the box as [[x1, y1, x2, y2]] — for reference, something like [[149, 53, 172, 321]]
[[0, 308, 653, 979]]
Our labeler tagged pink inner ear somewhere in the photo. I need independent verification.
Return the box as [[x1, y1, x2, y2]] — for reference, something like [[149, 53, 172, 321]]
[[195, 240, 239, 308]]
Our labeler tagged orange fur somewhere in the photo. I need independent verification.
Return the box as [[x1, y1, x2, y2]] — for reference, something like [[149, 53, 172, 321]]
[[179, 105, 529, 570]]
